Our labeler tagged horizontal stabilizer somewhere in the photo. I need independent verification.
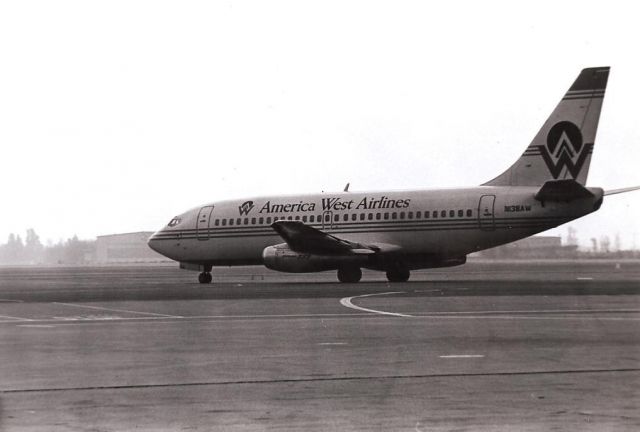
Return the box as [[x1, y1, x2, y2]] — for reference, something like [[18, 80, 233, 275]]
[[535, 179, 594, 202], [604, 185, 640, 196]]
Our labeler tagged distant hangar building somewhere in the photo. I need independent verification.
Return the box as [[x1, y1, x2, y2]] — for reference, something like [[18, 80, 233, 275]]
[[96, 232, 170, 264], [478, 235, 577, 259]]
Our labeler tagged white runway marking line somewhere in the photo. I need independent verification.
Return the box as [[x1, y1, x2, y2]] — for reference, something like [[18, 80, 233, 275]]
[[318, 342, 348, 346], [0, 313, 371, 326], [0, 315, 33, 321], [410, 308, 640, 316], [340, 291, 413, 317], [416, 315, 640, 322], [17, 324, 55, 328], [53, 302, 183, 318], [439, 354, 485, 359], [577, 277, 594, 280]]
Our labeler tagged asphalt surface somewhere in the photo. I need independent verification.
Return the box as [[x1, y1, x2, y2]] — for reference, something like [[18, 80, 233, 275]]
[[0, 261, 639, 431]]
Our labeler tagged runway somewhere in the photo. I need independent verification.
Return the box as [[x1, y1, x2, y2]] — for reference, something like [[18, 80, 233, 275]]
[[1, 261, 639, 431]]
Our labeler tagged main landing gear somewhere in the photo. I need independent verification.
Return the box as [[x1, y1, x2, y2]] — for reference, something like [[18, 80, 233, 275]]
[[335, 266, 411, 283], [386, 268, 410, 283], [337, 267, 362, 283]]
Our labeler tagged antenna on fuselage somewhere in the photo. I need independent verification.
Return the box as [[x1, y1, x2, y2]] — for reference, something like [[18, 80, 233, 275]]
[[343, 182, 350, 192]]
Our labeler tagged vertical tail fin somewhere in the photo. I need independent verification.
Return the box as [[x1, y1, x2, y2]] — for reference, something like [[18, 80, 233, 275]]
[[483, 67, 610, 186]]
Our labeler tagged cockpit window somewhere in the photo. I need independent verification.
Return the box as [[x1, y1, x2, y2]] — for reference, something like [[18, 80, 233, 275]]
[[167, 217, 182, 227]]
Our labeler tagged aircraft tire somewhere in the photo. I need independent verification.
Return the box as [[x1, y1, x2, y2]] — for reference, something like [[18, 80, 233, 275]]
[[198, 272, 212, 284], [337, 267, 362, 283], [386, 269, 410, 283]]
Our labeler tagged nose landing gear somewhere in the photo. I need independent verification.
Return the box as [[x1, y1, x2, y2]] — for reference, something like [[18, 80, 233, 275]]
[[198, 272, 212, 284], [197, 264, 213, 284]]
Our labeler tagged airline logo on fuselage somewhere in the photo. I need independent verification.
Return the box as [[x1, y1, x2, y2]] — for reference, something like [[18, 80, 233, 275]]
[[238, 201, 255, 215], [539, 121, 592, 179], [257, 196, 411, 214]]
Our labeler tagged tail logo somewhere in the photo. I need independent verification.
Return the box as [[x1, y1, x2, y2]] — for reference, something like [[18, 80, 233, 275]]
[[539, 121, 592, 179]]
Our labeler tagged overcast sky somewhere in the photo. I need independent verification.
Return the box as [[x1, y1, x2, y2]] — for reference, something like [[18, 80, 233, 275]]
[[1, 0, 639, 249]]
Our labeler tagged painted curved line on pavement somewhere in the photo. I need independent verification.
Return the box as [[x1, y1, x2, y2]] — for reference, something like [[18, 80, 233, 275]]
[[340, 291, 413, 317]]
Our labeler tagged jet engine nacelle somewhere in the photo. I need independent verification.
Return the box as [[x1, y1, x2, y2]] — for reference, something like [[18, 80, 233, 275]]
[[262, 243, 367, 273]]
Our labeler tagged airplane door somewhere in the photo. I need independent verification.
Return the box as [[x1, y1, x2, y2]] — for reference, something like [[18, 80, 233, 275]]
[[196, 206, 214, 240], [322, 211, 334, 230], [478, 195, 496, 231]]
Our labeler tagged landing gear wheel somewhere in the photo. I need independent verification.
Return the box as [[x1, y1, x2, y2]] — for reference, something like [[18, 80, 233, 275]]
[[386, 268, 410, 282], [337, 267, 362, 283], [198, 272, 212, 284]]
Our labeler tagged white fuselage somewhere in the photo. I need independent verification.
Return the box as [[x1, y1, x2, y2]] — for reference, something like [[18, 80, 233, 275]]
[[148, 186, 603, 269]]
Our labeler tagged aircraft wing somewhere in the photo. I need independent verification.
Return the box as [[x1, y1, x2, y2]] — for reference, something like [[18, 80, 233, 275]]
[[270, 221, 377, 255]]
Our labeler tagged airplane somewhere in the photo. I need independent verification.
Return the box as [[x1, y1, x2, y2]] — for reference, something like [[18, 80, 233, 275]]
[[148, 66, 640, 284]]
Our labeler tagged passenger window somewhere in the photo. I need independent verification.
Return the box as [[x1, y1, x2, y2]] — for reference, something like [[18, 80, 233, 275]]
[[458, 210, 463, 217], [302, 216, 307, 222], [368, 213, 373, 220], [441, 210, 446, 218], [392, 212, 397, 220], [251, 217, 256, 224], [244, 218, 249, 225], [237, 218, 242, 225], [287, 216, 293, 220], [408, 211, 413, 219], [416, 211, 421, 219], [229, 219, 234, 226], [360, 213, 365, 221], [259, 217, 264, 224], [384, 213, 389, 220], [376, 213, 381, 220], [433, 211, 438, 218], [352, 214, 357, 221], [294, 215, 300, 221], [400, 212, 405, 220], [343, 214, 349, 222], [325, 214, 330, 222], [334, 214, 339, 222], [449, 210, 455, 217], [425, 211, 430, 219], [467, 209, 472, 217], [222, 219, 227, 226], [310, 215, 315, 223], [214, 219, 220, 226]]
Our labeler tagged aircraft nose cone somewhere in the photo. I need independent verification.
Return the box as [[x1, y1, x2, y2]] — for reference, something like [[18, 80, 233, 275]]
[[147, 231, 166, 256]]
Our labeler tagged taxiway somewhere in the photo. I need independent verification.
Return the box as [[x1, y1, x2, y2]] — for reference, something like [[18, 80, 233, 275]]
[[0, 261, 638, 431]]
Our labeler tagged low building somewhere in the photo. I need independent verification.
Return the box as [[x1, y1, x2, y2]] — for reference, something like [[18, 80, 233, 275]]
[[96, 232, 170, 263], [479, 235, 577, 259]]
